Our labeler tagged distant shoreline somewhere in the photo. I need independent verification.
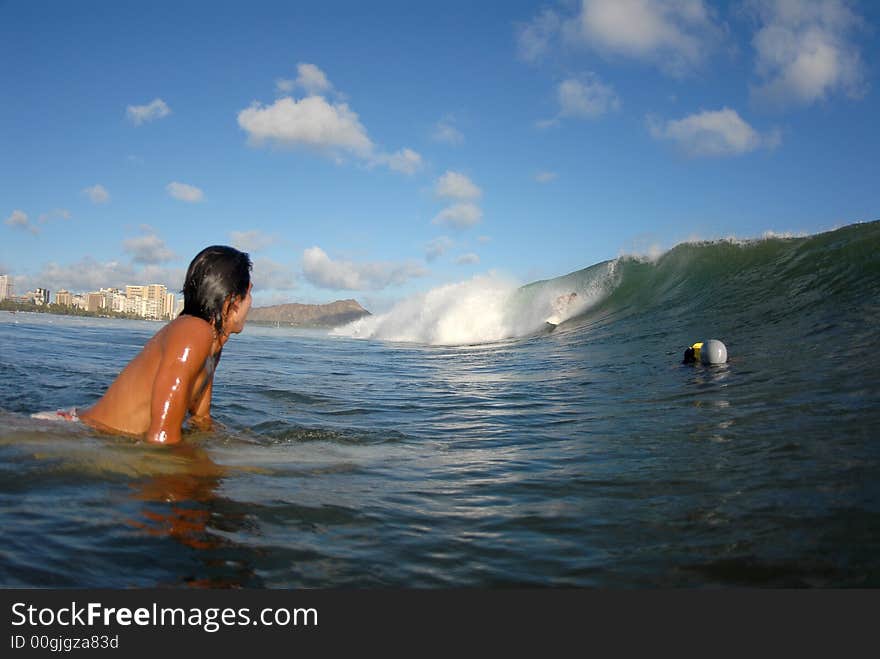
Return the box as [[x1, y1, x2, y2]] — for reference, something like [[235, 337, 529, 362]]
[[0, 300, 160, 322]]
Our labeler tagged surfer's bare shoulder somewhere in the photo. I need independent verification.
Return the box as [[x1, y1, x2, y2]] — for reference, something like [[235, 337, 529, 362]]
[[165, 314, 215, 345], [143, 315, 218, 444]]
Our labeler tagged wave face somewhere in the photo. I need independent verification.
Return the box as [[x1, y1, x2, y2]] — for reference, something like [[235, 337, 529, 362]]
[[334, 221, 880, 347]]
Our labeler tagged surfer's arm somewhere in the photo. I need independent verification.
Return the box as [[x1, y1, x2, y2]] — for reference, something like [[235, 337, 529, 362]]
[[146, 321, 213, 445], [188, 378, 215, 431], [188, 350, 221, 430]]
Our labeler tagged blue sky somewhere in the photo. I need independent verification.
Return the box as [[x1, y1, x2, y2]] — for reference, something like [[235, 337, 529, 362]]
[[2, 0, 878, 311]]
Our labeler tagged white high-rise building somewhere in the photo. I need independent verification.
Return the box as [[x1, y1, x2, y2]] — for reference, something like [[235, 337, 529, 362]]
[[164, 292, 176, 319], [0, 275, 12, 301]]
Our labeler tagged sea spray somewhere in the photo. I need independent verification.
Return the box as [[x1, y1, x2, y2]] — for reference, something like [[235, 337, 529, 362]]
[[333, 261, 620, 345], [333, 274, 520, 345]]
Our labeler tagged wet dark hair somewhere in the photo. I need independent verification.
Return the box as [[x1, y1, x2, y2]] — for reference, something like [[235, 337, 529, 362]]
[[181, 245, 252, 335]]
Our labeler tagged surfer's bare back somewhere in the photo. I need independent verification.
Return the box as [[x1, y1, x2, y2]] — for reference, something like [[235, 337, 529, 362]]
[[79, 246, 253, 444]]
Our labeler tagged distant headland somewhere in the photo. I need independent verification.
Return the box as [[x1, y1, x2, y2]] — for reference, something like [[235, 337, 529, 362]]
[[247, 299, 370, 328]]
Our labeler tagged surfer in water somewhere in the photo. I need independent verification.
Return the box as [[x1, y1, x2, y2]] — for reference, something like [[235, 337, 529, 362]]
[[545, 292, 578, 327], [77, 245, 253, 444]]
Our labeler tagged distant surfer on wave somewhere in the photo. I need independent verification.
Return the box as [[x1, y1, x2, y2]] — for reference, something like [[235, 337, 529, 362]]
[[545, 292, 578, 327], [71, 246, 253, 444]]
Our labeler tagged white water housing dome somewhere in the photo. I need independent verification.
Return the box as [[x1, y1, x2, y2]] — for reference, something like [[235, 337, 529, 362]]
[[700, 339, 728, 365]]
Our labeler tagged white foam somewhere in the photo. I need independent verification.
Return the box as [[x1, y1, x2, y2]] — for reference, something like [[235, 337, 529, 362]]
[[332, 274, 519, 345], [332, 262, 618, 346]]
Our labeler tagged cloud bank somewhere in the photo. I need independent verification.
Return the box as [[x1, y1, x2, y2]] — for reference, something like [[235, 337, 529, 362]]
[[519, 0, 721, 76], [230, 230, 277, 253], [302, 246, 427, 291], [748, 0, 867, 107], [5, 210, 38, 234], [648, 108, 780, 157], [432, 171, 484, 230], [253, 257, 298, 292], [123, 228, 176, 264], [18, 258, 185, 294]]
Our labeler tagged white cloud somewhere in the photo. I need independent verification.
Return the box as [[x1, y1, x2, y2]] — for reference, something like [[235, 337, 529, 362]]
[[477, 235, 492, 244], [295, 62, 333, 95], [239, 68, 421, 175], [127, 98, 171, 126], [435, 171, 482, 200], [277, 62, 334, 97], [82, 184, 110, 204], [377, 148, 424, 175], [517, 8, 563, 62], [238, 95, 374, 158], [275, 78, 295, 94], [456, 253, 480, 265], [302, 246, 428, 291], [431, 116, 464, 145], [518, 0, 721, 76], [425, 236, 454, 262], [123, 229, 176, 264], [535, 171, 558, 183], [747, 0, 866, 107], [648, 108, 781, 157], [166, 181, 204, 203], [5, 209, 38, 234], [20, 258, 184, 294], [558, 74, 621, 119], [230, 230, 277, 253], [253, 257, 297, 291], [432, 203, 483, 229]]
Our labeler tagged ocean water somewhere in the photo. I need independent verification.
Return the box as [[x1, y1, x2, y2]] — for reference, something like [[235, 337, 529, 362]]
[[1, 221, 879, 588]]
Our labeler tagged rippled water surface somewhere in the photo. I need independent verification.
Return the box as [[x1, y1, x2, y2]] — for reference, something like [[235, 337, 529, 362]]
[[5, 223, 880, 589], [2, 303, 877, 589]]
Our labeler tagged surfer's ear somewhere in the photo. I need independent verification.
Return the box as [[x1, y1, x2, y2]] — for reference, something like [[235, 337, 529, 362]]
[[221, 294, 239, 319]]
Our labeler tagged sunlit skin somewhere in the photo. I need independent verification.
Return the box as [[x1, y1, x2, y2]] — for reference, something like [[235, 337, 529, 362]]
[[79, 283, 253, 444]]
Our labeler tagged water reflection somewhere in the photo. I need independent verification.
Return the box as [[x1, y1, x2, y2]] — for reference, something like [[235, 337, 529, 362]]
[[125, 442, 262, 588]]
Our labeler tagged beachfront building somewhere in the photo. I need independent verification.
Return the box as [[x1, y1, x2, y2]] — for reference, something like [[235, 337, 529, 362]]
[[86, 292, 104, 313], [124, 296, 141, 316], [146, 284, 166, 303], [0, 274, 12, 301], [55, 290, 72, 307], [125, 284, 145, 301], [10, 279, 177, 319], [97, 288, 127, 313]]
